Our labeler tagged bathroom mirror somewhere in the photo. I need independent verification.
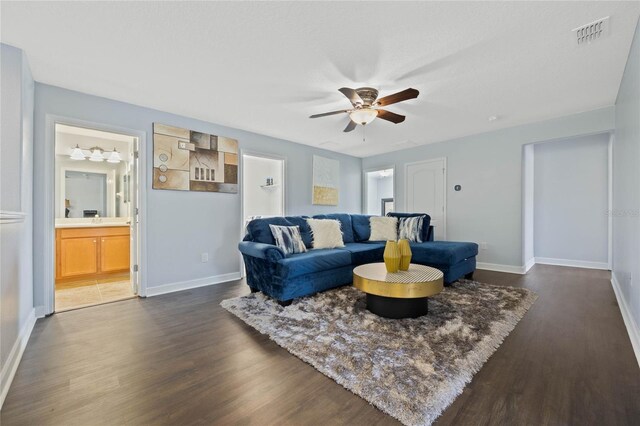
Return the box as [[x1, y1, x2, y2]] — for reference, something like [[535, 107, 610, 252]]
[[64, 171, 108, 218], [55, 160, 131, 219]]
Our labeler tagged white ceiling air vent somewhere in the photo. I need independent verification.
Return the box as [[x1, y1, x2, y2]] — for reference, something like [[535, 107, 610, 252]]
[[573, 16, 610, 45]]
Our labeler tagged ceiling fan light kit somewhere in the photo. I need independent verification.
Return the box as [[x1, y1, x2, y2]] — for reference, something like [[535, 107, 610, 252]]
[[310, 86, 419, 132], [349, 108, 378, 125]]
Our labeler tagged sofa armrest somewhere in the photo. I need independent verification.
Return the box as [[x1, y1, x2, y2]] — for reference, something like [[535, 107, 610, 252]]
[[426, 225, 435, 242], [238, 241, 285, 262]]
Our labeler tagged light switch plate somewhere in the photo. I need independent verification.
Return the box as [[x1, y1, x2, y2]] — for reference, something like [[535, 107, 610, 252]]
[[201, 252, 209, 263]]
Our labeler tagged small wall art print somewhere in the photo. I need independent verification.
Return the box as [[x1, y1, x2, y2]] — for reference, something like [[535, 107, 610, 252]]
[[312, 155, 339, 205]]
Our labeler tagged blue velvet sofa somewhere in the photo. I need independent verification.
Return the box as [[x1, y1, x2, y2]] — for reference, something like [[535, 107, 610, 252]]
[[238, 213, 478, 305]]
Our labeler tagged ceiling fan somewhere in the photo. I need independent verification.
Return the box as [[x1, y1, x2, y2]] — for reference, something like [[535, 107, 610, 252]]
[[309, 87, 419, 132]]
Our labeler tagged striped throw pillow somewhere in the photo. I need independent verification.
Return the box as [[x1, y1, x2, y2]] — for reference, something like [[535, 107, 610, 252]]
[[398, 216, 424, 242], [269, 225, 307, 255]]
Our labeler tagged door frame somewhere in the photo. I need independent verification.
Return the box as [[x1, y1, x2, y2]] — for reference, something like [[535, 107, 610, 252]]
[[404, 157, 447, 240], [43, 114, 148, 314], [362, 165, 396, 215], [520, 130, 613, 271], [239, 150, 287, 277]]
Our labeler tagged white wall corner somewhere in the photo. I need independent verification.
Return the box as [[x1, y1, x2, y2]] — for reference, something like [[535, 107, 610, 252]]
[[34, 305, 48, 319], [476, 262, 526, 275], [611, 273, 640, 368], [145, 272, 242, 297], [0, 309, 36, 409], [524, 257, 536, 273]]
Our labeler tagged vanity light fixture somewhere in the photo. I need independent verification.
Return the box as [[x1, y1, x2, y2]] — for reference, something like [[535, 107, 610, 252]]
[[89, 148, 105, 162], [106, 148, 122, 164], [70, 144, 86, 160], [69, 145, 123, 164]]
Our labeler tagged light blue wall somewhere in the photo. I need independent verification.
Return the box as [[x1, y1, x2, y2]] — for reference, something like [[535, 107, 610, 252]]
[[363, 107, 615, 268], [0, 43, 34, 400], [534, 133, 609, 263], [613, 18, 640, 344], [33, 83, 361, 306]]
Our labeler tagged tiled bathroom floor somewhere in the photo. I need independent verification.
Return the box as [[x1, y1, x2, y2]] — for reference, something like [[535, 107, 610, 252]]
[[55, 275, 135, 312]]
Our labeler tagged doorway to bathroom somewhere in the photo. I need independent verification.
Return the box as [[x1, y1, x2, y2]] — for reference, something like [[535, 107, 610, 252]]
[[53, 123, 139, 311]]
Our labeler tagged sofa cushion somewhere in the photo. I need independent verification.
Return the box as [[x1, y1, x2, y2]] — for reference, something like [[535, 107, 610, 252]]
[[410, 241, 479, 266], [387, 212, 432, 242], [369, 216, 397, 241], [350, 214, 372, 242], [338, 242, 385, 265], [312, 214, 355, 243], [277, 248, 352, 279], [247, 216, 312, 248], [307, 219, 345, 249], [398, 215, 425, 242], [269, 225, 307, 255]]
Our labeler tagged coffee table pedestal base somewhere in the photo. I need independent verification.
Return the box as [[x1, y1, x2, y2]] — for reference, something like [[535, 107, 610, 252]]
[[366, 294, 429, 319]]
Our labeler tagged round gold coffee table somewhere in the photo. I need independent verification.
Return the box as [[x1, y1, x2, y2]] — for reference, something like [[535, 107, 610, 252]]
[[353, 263, 444, 319]]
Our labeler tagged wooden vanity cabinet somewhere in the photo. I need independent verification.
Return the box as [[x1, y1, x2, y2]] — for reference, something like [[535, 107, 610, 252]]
[[56, 226, 130, 282]]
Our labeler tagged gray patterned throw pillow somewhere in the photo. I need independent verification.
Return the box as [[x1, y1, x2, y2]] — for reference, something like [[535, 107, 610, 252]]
[[398, 216, 424, 242], [269, 225, 308, 255]]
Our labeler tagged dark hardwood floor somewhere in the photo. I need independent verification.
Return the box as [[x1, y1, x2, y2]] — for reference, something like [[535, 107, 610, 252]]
[[2, 265, 639, 425]]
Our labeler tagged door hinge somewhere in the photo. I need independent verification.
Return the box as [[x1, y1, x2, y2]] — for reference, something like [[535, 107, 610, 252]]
[[133, 264, 139, 272], [134, 151, 139, 159], [135, 207, 139, 215]]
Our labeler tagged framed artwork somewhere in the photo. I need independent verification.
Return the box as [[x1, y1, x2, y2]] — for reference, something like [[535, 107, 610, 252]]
[[152, 123, 238, 193], [312, 155, 339, 205]]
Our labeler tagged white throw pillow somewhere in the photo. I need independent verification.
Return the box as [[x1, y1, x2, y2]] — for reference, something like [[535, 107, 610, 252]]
[[306, 218, 345, 249], [369, 216, 398, 241]]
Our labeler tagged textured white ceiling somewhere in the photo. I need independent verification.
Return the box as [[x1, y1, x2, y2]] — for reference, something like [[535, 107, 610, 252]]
[[2, 2, 638, 157]]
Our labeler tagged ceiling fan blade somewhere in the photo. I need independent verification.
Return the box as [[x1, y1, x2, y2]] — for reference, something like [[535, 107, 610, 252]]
[[309, 110, 349, 118], [338, 87, 364, 106], [343, 120, 357, 132], [376, 109, 406, 124], [375, 88, 419, 107]]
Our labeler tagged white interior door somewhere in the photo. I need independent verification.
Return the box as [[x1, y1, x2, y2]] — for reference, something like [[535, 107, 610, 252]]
[[405, 158, 446, 240]]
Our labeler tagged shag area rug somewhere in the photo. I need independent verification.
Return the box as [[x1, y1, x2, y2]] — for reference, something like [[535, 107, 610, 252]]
[[221, 280, 537, 426]]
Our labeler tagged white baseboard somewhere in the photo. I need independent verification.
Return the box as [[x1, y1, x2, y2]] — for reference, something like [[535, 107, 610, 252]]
[[534, 257, 609, 270], [611, 273, 640, 368], [1, 309, 36, 409], [146, 272, 242, 297], [476, 262, 526, 274]]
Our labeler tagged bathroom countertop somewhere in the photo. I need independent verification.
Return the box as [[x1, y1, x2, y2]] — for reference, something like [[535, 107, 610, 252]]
[[55, 221, 130, 229]]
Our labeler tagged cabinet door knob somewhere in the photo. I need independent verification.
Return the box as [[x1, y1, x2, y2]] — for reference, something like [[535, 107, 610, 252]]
[[93, 239, 97, 243]]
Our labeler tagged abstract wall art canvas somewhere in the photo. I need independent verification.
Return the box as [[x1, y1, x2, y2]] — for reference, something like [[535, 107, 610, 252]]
[[153, 123, 238, 193], [312, 155, 339, 205]]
